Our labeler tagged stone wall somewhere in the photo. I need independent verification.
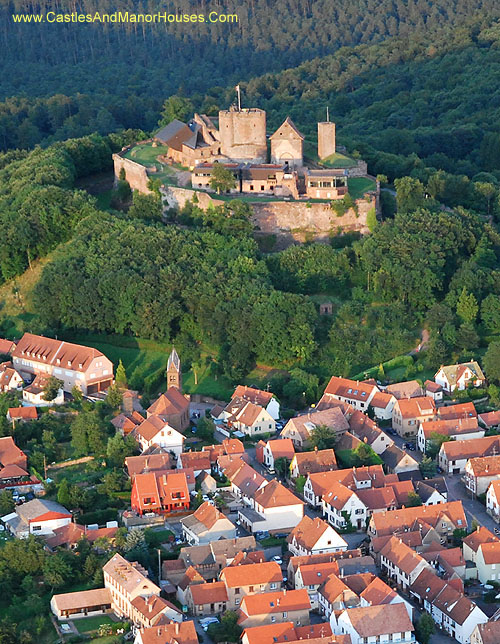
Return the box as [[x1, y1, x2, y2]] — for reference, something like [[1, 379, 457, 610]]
[[112, 153, 152, 194], [162, 186, 224, 210], [251, 194, 375, 245], [348, 160, 368, 177]]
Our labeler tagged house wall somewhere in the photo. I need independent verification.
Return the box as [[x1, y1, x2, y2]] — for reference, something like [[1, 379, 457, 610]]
[[240, 607, 310, 629], [30, 516, 71, 536]]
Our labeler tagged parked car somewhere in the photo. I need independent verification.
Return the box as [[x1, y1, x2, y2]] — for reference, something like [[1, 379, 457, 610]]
[[272, 555, 283, 565]]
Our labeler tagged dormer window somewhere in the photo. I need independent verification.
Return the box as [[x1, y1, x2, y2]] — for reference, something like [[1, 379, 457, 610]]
[[42, 356, 46, 361], [78, 363, 83, 369], [67, 361, 72, 367], [56, 358, 60, 365]]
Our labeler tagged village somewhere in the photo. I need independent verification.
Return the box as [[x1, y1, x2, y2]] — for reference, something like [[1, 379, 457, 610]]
[[0, 332, 499, 644]]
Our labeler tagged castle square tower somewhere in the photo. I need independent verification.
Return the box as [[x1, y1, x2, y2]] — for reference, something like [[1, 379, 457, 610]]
[[167, 347, 181, 391], [218, 107, 267, 163], [318, 121, 336, 160], [270, 116, 304, 168]]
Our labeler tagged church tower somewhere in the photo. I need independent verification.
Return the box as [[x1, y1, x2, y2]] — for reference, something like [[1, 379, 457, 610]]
[[167, 347, 181, 391]]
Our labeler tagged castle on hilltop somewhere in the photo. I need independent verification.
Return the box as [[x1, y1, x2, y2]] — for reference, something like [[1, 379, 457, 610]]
[[154, 94, 347, 200]]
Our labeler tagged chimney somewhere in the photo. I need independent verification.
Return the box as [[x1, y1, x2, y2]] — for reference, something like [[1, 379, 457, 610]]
[[175, 622, 180, 634]]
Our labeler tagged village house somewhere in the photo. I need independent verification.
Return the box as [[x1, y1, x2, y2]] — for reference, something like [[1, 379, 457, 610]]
[[430, 584, 487, 643], [367, 501, 467, 543], [464, 455, 500, 496], [438, 402, 477, 421], [181, 501, 236, 545], [439, 436, 500, 474], [304, 168, 348, 200], [332, 603, 415, 644], [130, 595, 183, 628], [0, 361, 23, 393], [319, 377, 378, 413], [486, 479, 500, 522], [287, 516, 348, 556], [112, 410, 144, 436], [51, 588, 113, 620], [475, 541, 500, 583], [103, 553, 162, 623], [177, 451, 212, 476], [317, 573, 359, 618], [359, 576, 413, 619], [424, 380, 444, 402], [378, 536, 432, 590], [392, 396, 436, 438], [131, 470, 190, 515], [12, 332, 113, 394], [355, 486, 398, 517], [0, 435, 28, 489], [385, 380, 424, 400], [287, 550, 361, 586], [322, 485, 368, 531], [45, 522, 118, 551], [348, 410, 393, 454], [7, 405, 37, 423], [125, 453, 173, 478], [219, 561, 283, 610], [176, 537, 258, 582], [2, 498, 71, 538], [294, 561, 341, 610], [417, 417, 483, 454], [134, 620, 198, 644], [238, 479, 304, 534], [462, 526, 498, 567], [237, 588, 311, 628], [185, 581, 229, 615], [281, 407, 349, 450], [133, 415, 185, 456], [241, 621, 334, 644], [380, 444, 420, 474], [231, 385, 281, 420], [289, 448, 337, 479], [22, 373, 64, 406], [220, 396, 276, 436], [369, 391, 397, 421], [223, 459, 268, 504], [479, 410, 500, 430], [414, 478, 448, 505], [262, 438, 295, 472], [435, 361, 486, 393], [470, 622, 500, 644], [303, 465, 387, 508], [0, 338, 15, 355]]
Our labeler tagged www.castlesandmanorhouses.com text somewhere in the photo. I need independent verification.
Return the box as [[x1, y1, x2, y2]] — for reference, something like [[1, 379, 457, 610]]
[[12, 11, 238, 23]]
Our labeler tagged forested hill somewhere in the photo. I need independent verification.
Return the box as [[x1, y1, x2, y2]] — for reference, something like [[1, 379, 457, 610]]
[[1, 0, 500, 149], [239, 19, 500, 180]]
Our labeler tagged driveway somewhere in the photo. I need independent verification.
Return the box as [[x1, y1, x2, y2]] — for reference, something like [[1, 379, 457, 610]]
[[446, 474, 498, 532]]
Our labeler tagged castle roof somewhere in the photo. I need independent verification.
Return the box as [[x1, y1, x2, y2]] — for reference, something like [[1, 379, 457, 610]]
[[270, 116, 305, 140]]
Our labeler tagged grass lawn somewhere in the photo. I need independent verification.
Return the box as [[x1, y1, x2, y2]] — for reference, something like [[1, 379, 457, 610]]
[[74, 615, 115, 633], [124, 143, 169, 166], [321, 152, 358, 169], [336, 449, 383, 468], [348, 177, 377, 200], [90, 637, 120, 644]]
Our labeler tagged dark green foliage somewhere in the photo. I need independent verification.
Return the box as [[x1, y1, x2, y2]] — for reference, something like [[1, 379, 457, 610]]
[[42, 376, 63, 401], [207, 611, 242, 643], [414, 612, 435, 644]]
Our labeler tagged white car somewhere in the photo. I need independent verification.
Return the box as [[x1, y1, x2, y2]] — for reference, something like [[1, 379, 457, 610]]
[[272, 555, 283, 565]]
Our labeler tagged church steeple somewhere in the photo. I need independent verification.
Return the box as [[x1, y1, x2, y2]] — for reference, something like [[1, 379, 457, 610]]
[[167, 347, 181, 391]]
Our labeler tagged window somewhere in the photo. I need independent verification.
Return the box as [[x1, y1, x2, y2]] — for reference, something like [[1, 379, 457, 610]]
[[283, 612, 288, 618], [32, 525, 42, 531], [235, 588, 240, 595], [249, 586, 254, 592], [271, 617, 276, 623], [270, 583, 277, 589]]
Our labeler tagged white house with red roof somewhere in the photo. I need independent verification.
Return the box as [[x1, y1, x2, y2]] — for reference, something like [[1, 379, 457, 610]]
[[232, 385, 280, 420], [262, 438, 295, 472], [181, 501, 236, 545], [238, 479, 304, 534], [435, 361, 486, 393], [2, 498, 71, 538], [320, 377, 378, 413], [221, 397, 276, 436], [12, 332, 113, 394], [287, 516, 347, 556], [133, 415, 185, 456]]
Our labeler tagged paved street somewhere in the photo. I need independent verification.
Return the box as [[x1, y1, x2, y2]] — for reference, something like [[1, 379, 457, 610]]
[[445, 474, 499, 533]]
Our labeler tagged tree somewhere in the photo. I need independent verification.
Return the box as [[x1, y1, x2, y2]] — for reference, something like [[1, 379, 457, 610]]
[[481, 294, 500, 332], [427, 432, 453, 459], [209, 162, 236, 194], [207, 611, 242, 643], [42, 554, 71, 590], [42, 376, 63, 402], [124, 528, 147, 554], [115, 359, 127, 389], [456, 287, 478, 324], [106, 384, 123, 410], [158, 95, 194, 126], [353, 442, 379, 466], [274, 457, 290, 481], [419, 455, 437, 479], [0, 490, 14, 515], [394, 176, 425, 214], [196, 416, 215, 441], [407, 491, 423, 507], [414, 612, 435, 644], [71, 411, 107, 456], [107, 433, 136, 468], [57, 479, 71, 508], [484, 341, 500, 383], [309, 424, 337, 450], [71, 385, 83, 404], [128, 192, 162, 221]]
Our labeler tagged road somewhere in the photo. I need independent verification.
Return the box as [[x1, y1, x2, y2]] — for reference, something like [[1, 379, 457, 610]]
[[445, 474, 499, 533]]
